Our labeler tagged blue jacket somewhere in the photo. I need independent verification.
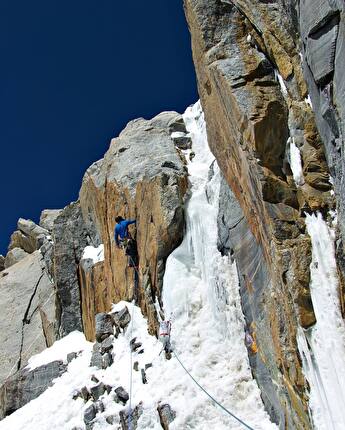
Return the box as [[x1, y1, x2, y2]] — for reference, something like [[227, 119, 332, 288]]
[[115, 219, 136, 246]]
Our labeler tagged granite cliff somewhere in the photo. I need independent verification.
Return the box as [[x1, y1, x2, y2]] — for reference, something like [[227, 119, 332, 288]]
[[1, 1, 345, 429]]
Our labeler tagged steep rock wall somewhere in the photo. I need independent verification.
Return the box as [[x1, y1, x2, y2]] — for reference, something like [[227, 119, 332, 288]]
[[0, 251, 56, 386], [184, 0, 334, 428], [79, 112, 188, 339], [298, 0, 345, 314]]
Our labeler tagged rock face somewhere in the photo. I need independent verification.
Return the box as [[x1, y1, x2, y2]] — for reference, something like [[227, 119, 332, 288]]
[[53, 202, 92, 337], [0, 255, 4, 272], [298, 0, 345, 299], [39, 209, 62, 231], [0, 360, 66, 419], [79, 258, 106, 341], [0, 251, 56, 386], [4, 248, 29, 268], [184, 0, 334, 427], [79, 111, 188, 336]]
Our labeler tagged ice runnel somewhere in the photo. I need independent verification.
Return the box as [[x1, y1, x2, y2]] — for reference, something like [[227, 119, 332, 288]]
[[162, 102, 277, 429], [297, 213, 345, 430]]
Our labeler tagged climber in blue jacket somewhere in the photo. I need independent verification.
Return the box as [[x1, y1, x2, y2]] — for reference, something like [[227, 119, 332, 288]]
[[114, 216, 136, 248]]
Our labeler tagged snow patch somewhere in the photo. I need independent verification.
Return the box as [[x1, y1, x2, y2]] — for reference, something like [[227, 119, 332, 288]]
[[81, 244, 104, 264], [170, 131, 186, 138], [305, 95, 313, 108], [26, 331, 91, 371]]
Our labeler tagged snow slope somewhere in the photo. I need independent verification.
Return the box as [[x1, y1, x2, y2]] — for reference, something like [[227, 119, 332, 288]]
[[0, 102, 276, 430]]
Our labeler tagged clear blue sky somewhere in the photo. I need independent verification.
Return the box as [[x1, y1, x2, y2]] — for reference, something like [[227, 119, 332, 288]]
[[0, 1, 197, 255]]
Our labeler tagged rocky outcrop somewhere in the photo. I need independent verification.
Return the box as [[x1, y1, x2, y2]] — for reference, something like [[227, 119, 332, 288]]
[[0, 255, 5, 272], [4, 248, 28, 268], [0, 360, 67, 419], [39, 209, 62, 231], [53, 201, 92, 337], [298, 0, 345, 302], [79, 258, 106, 341], [0, 251, 56, 386], [184, 0, 334, 427], [79, 112, 188, 336], [157, 403, 176, 430], [8, 218, 49, 254]]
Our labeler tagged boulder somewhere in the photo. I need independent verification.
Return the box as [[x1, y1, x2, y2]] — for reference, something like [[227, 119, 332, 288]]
[[4, 247, 29, 268], [8, 218, 49, 254], [112, 306, 131, 330], [0, 251, 56, 386], [167, 112, 187, 134], [83, 403, 97, 428], [95, 313, 114, 342], [100, 336, 114, 353], [157, 403, 176, 430], [114, 386, 129, 404], [90, 383, 106, 401], [79, 110, 188, 335], [39, 209, 62, 231], [141, 368, 147, 384], [0, 360, 66, 418], [119, 402, 143, 430], [90, 350, 103, 369], [102, 352, 113, 369], [171, 133, 192, 150], [8, 230, 36, 254], [67, 352, 78, 363]]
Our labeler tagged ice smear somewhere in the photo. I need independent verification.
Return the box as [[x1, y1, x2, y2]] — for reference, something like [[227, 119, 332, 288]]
[[81, 244, 104, 264], [274, 70, 288, 97], [297, 213, 345, 430], [0, 102, 276, 430], [305, 95, 313, 108], [289, 138, 304, 186]]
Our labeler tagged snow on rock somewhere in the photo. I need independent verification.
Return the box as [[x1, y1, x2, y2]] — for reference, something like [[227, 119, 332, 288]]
[[27, 331, 91, 371], [81, 244, 104, 264], [289, 138, 305, 186], [298, 213, 345, 430], [305, 95, 313, 108]]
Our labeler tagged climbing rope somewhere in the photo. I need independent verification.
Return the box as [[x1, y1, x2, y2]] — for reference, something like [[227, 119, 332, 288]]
[[127, 255, 140, 430], [127, 297, 135, 430], [172, 350, 256, 430]]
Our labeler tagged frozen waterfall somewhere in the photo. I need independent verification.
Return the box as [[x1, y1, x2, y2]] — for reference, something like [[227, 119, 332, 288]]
[[298, 213, 345, 430], [161, 101, 277, 429]]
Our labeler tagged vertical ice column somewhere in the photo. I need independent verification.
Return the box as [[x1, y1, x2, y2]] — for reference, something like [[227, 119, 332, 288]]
[[298, 213, 345, 430]]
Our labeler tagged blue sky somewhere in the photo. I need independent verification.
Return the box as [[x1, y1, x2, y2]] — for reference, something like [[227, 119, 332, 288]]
[[0, 1, 197, 254]]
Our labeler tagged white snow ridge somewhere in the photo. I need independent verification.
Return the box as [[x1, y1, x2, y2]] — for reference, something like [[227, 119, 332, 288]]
[[0, 103, 277, 430]]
